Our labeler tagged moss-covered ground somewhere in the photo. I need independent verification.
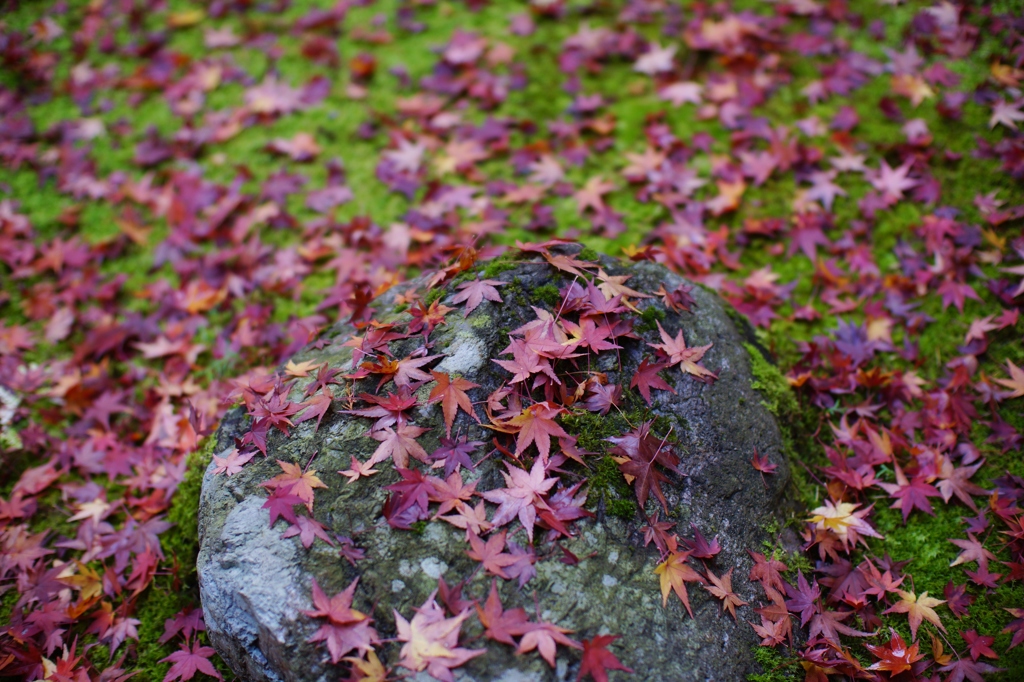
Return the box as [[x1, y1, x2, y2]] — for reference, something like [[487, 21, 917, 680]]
[[1, 0, 1024, 679]]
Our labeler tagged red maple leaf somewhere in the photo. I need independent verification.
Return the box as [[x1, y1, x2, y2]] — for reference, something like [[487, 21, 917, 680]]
[[466, 529, 520, 579], [1003, 608, 1024, 650], [784, 571, 821, 626], [944, 581, 975, 618], [750, 447, 778, 486], [159, 640, 223, 682], [937, 658, 1005, 681], [962, 629, 998, 661], [877, 463, 940, 523], [649, 322, 716, 382], [427, 470, 477, 516], [475, 580, 532, 645], [480, 459, 558, 541], [262, 490, 304, 527], [384, 467, 434, 516], [159, 607, 205, 645], [301, 578, 379, 664], [949, 534, 997, 571], [748, 550, 788, 594], [260, 460, 327, 512], [293, 387, 333, 433], [865, 628, 922, 675], [493, 338, 559, 385], [502, 401, 570, 462], [451, 277, 506, 316], [281, 515, 335, 549], [607, 420, 680, 511], [517, 621, 581, 667], [704, 567, 747, 620], [576, 634, 633, 682], [429, 434, 483, 478], [407, 300, 453, 337], [630, 358, 676, 405]]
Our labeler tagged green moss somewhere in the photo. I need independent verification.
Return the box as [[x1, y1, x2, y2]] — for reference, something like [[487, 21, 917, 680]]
[[502, 277, 531, 308], [410, 520, 429, 534], [133, 435, 218, 680], [469, 314, 492, 329], [86, 644, 111, 670], [0, 589, 17, 633], [588, 456, 636, 521], [578, 247, 601, 262], [481, 259, 519, 280], [531, 284, 562, 308], [635, 305, 666, 333], [393, 303, 409, 315], [164, 435, 217, 561], [423, 287, 446, 307], [559, 409, 624, 454], [744, 343, 798, 418], [748, 646, 799, 682]]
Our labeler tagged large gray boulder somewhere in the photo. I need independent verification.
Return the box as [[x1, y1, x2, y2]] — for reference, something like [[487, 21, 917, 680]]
[[197, 246, 793, 681]]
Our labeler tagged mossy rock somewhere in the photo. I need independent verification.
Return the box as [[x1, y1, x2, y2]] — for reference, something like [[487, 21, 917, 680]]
[[197, 246, 794, 681]]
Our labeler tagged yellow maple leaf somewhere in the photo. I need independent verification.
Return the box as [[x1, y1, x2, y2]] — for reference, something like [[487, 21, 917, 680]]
[[884, 590, 946, 640], [654, 550, 702, 617]]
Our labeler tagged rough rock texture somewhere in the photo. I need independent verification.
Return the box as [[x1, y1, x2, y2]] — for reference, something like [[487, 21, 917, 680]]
[[198, 247, 794, 681]]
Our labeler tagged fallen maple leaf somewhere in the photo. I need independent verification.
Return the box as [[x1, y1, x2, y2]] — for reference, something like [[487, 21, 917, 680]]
[[807, 500, 883, 549], [366, 423, 430, 468], [466, 529, 519, 579], [866, 628, 922, 674], [260, 460, 327, 512], [212, 448, 254, 476], [650, 322, 716, 382], [338, 456, 379, 483], [502, 401, 570, 462], [517, 622, 581, 667], [884, 589, 946, 640], [394, 595, 485, 682], [630, 358, 676, 405], [654, 549, 703, 617], [302, 578, 378, 664], [428, 371, 480, 437], [704, 567, 747, 620], [159, 640, 223, 682], [451, 277, 506, 316], [608, 420, 680, 511], [949, 534, 997, 571], [993, 360, 1024, 399], [576, 634, 633, 682]]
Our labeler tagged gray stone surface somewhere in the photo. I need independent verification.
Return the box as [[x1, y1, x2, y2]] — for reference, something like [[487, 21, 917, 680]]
[[198, 247, 793, 681]]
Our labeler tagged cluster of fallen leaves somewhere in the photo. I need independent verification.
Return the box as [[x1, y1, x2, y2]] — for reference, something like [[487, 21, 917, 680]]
[[220, 243, 718, 680], [1, 0, 1024, 680]]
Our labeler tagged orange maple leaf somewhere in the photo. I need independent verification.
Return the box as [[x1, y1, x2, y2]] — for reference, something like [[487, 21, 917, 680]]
[[261, 460, 327, 511], [428, 371, 480, 437]]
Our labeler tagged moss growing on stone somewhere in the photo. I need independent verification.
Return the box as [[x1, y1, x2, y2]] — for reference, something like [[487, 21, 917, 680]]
[[744, 343, 798, 418], [635, 305, 667, 333], [558, 405, 678, 521], [133, 435, 219, 680], [481, 259, 519, 280], [558, 409, 624, 454], [588, 456, 637, 520], [578, 247, 600, 262], [423, 287, 447, 307], [530, 283, 562, 308], [749, 646, 799, 682], [165, 435, 218, 559]]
